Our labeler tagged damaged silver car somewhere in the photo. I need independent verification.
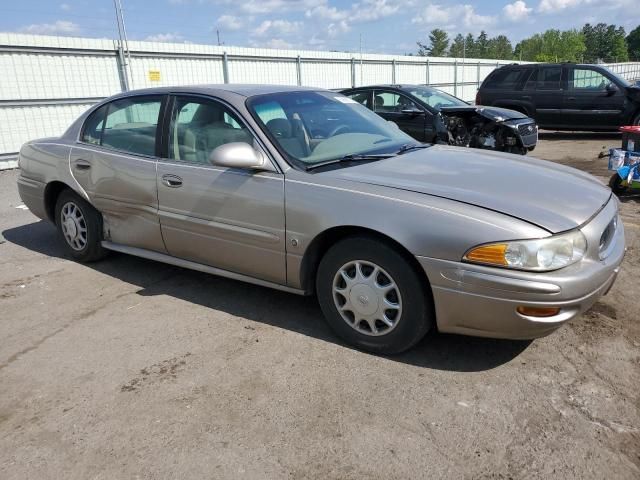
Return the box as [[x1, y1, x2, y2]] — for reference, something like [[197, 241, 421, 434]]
[[341, 84, 538, 154]]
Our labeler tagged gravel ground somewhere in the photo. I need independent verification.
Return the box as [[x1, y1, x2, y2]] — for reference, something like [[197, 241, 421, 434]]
[[1, 134, 638, 479]]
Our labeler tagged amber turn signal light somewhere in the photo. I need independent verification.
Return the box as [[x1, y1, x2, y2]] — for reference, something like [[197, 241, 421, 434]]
[[464, 243, 508, 266], [516, 306, 561, 318]]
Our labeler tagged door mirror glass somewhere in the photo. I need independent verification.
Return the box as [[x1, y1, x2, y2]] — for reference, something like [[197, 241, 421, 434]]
[[209, 142, 267, 170]]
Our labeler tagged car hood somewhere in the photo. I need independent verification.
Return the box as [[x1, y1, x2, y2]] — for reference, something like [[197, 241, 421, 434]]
[[440, 105, 529, 122], [321, 145, 610, 233]]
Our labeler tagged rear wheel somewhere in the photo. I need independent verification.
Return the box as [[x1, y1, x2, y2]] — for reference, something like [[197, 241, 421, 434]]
[[54, 189, 107, 262], [316, 236, 433, 354]]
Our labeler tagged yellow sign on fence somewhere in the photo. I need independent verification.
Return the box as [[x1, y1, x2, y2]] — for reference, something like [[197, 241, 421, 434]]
[[148, 70, 161, 82]]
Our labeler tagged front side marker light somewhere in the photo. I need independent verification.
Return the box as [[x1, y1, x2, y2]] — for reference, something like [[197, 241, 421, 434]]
[[464, 243, 508, 266], [516, 306, 561, 317]]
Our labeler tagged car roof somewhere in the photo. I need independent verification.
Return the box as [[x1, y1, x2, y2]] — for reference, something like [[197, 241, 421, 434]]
[[111, 84, 320, 99]]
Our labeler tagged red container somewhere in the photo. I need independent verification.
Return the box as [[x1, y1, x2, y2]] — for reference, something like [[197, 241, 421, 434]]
[[620, 126, 640, 153]]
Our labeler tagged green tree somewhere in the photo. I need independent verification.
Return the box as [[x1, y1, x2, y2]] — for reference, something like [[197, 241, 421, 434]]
[[515, 29, 585, 62], [583, 23, 628, 62], [475, 31, 489, 58], [449, 34, 465, 58], [487, 35, 513, 60], [417, 28, 449, 56], [628, 25, 640, 60], [464, 33, 477, 58]]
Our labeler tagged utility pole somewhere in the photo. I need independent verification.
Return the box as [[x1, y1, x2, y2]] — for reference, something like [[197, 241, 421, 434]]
[[359, 34, 362, 87], [113, 0, 133, 88], [216, 29, 221, 46]]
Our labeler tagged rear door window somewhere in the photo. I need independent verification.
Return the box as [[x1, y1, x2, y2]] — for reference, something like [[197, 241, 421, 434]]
[[100, 96, 163, 156], [526, 66, 563, 90], [484, 68, 527, 89], [345, 91, 371, 108]]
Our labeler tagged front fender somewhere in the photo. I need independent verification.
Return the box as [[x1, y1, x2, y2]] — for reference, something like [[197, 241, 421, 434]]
[[283, 170, 548, 289]]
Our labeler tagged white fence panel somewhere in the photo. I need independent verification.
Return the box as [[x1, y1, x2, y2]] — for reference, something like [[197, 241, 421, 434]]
[[0, 103, 92, 154], [396, 62, 428, 85], [301, 61, 352, 89], [129, 56, 224, 88], [228, 59, 298, 85]]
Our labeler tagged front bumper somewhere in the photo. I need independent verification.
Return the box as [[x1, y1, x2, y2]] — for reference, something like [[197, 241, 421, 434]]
[[417, 198, 625, 339]]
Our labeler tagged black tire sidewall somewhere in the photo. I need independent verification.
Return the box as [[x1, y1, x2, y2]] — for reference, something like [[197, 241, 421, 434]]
[[54, 190, 105, 262], [317, 236, 432, 354]]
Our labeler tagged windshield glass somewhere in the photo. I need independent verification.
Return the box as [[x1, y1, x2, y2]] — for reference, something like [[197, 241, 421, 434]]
[[247, 91, 414, 167], [404, 86, 467, 109]]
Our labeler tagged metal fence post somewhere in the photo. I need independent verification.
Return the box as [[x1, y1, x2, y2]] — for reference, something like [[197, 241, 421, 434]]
[[296, 55, 302, 86], [425, 59, 430, 85], [115, 41, 130, 91], [222, 52, 229, 84], [476, 61, 481, 91], [391, 59, 396, 84], [351, 58, 356, 87], [453, 59, 458, 97]]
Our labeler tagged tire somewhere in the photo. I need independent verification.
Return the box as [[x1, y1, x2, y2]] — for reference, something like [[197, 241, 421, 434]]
[[316, 236, 433, 354], [54, 189, 107, 262], [609, 173, 628, 195]]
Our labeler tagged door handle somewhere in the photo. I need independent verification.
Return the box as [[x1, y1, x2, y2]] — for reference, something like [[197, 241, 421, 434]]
[[162, 174, 183, 188], [522, 95, 531, 100], [567, 96, 576, 101], [74, 159, 91, 170]]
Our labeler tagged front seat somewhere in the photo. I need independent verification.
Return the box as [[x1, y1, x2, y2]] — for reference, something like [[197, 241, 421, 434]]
[[266, 118, 307, 158]]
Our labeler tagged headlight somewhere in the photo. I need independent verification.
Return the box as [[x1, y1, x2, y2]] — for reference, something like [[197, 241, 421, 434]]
[[463, 230, 587, 272]]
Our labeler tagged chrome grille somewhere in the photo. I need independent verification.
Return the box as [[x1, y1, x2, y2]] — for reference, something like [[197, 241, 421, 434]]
[[517, 122, 537, 137]]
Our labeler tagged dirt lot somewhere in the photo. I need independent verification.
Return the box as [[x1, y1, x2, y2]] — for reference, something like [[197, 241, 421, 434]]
[[1, 133, 639, 479]]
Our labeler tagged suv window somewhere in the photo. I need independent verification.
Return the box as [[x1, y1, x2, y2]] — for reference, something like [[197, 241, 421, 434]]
[[85, 96, 163, 156], [527, 66, 562, 90], [373, 91, 420, 113], [345, 91, 370, 107], [570, 68, 609, 90], [484, 68, 527, 89], [169, 96, 253, 164]]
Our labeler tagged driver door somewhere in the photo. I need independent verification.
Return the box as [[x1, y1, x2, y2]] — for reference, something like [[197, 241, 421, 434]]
[[372, 90, 427, 141], [156, 95, 287, 284]]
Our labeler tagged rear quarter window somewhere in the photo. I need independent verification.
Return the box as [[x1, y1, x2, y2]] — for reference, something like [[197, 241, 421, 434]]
[[483, 68, 527, 89]]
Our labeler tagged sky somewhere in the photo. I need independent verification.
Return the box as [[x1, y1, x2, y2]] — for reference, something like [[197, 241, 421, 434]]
[[1, 0, 637, 54]]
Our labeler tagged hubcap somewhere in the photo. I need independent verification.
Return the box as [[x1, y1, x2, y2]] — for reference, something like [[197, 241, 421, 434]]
[[332, 260, 402, 336], [60, 201, 87, 251]]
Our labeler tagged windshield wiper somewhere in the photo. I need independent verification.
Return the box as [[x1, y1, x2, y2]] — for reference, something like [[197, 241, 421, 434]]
[[396, 143, 431, 155], [306, 153, 394, 171]]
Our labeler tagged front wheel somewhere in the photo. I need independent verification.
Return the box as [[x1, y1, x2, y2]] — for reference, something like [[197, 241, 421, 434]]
[[316, 236, 433, 354], [609, 173, 628, 195], [54, 189, 107, 262]]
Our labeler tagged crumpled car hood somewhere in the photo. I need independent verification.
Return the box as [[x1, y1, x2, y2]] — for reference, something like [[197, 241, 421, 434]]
[[439, 105, 529, 122], [322, 145, 610, 233]]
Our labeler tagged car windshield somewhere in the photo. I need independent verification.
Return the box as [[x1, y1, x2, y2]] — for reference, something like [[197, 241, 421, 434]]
[[404, 86, 468, 109], [247, 91, 414, 168]]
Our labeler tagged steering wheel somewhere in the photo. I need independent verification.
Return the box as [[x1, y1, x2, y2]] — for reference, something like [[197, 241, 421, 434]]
[[328, 124, 351, 137]]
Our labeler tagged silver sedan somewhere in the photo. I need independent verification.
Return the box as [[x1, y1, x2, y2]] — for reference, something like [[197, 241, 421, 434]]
[[17, 85, 625, 354]]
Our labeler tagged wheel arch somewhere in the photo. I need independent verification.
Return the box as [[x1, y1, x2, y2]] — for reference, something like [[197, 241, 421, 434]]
[[299, 225, 433, 297], [43, 181, 72, 223]]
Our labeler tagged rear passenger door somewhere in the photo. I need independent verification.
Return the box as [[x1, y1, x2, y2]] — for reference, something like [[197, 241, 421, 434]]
[[70, 95, 167, 253], [526, 65, 565, 127], [372, 90, 427, 141], [156, 94, 287, 284]]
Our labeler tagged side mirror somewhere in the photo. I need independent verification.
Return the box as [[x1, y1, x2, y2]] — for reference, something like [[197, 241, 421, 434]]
[[209, 142, 268, 170], [606, 83, 619, 95], [401, 108, 424, 116]]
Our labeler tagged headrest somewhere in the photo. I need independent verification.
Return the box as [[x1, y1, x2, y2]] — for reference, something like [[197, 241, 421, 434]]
[[266, 118, 292, 138]]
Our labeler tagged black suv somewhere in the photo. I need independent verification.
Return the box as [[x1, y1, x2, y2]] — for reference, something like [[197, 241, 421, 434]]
[[477, 63, 640, 130]]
